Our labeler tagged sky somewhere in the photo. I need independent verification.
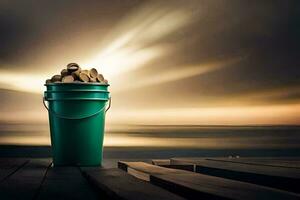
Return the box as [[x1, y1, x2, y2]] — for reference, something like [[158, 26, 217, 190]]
[[0, 0, 300, 125]]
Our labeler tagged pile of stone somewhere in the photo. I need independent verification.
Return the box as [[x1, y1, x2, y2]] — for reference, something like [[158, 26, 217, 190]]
[[46, 63, 108, 84]]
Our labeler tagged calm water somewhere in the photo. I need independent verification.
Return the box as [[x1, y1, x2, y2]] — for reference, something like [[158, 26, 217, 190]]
[[0, 123, 299, 158]]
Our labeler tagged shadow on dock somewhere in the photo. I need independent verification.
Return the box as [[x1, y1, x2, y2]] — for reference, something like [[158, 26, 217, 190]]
[[1, 145, 300, 158]]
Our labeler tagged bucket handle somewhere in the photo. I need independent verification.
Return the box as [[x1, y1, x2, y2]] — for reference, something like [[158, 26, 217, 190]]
[[43, 97, 111, 120]]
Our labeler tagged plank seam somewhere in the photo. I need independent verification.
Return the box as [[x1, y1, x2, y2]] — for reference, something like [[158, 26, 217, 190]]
[[206, 158, 300, 169], [32, 161, 53, 200], [0, 159, 29, 183]]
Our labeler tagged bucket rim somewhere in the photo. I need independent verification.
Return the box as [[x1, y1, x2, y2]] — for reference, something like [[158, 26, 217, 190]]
[[44, 90, 109, 93], [44, 98, 109, 101], [45, 82, 110, 86]]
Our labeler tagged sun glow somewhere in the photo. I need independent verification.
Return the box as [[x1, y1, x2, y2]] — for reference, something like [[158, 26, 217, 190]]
[[0, 70, 48, 93], [0, 1, 198, 94], [84, 1, 196, 80]]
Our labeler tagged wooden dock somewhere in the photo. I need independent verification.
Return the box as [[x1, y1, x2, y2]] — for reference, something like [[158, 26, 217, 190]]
[[0, 157, 299, 199]]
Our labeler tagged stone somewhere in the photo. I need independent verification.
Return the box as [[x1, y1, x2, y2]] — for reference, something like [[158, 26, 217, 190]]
[[89, 68, 98, 78], [79, 73, 90, 82], [71, 68, 81, 80], [97, 74, 104, 82], [90, 77, 97, 82], [46, 64, 108, 84], [61, 69, 69, 77], [51, 75, 62, 82], [81, 70, 89, 75], [67, 63, 80, 72], [62, 75, 75, 83]]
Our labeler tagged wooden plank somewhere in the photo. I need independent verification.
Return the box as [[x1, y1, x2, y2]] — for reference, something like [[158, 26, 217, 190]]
[[171, 157, 300, 193], [36, 166, 99, 200], [152, 159, 170, 165], [119, 161, 300, 200], [118, 161, 187, 181], [82, 168, 185, 200], [208, 157, 300, 169], [158, 164, 194, 172], [152, 159, 194, 171], [0, 159, 51, 200], [0, 158, 29, 181], [171, 158, 300, 178]]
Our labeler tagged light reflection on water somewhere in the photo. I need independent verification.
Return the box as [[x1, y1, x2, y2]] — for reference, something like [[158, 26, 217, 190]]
[[0, 123, 299, 149]]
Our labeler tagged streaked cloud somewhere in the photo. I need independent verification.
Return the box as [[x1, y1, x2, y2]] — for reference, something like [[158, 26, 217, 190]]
[[107, 103, 300, 125], [0, 70, 48, 93], [0, 0, 299, 125], [85, 1, 197, 79], [113, 56, 245, 92]]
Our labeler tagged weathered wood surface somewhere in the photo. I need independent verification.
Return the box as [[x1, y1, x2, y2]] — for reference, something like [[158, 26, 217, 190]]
[[83, 168, 185, 200], [152, 159, 170, 165], [171, 157, 300, 178], [152, 159, 194, 171], [0, 159, 51, 200], [0, 158, 28, 181], [118, 161, 187, 181], [36, 166, 99, 200], [1, 157, 300, 200], [170, 157, 300, 193], [158, 164, 194, 172], [207, 157, 300, 169], [119, 161, 300, 200]]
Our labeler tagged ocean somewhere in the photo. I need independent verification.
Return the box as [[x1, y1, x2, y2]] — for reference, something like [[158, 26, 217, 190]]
[[0, 123, 299, 160]]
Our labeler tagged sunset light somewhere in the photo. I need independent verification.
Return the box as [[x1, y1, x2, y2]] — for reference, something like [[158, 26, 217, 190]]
[[0, 1, 299, 198]]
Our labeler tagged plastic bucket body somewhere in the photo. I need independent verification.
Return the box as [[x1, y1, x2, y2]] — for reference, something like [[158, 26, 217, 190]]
[[44, 83, 110, 166]]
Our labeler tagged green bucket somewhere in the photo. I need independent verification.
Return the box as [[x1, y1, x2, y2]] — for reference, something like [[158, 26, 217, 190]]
[[43, 83, 110, 166]]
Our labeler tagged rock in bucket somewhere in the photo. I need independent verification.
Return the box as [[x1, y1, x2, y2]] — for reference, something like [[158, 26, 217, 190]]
[[46, 63, 108, 84]]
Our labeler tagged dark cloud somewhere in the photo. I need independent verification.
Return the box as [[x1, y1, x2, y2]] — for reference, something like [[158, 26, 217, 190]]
[[108, 0, 300, 108], [0, 11, 31, 62], [0, 0, 143, 66]]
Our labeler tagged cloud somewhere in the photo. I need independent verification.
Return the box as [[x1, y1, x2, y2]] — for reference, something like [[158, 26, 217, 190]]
[[0, 70, 48, 93], [107, 103, 300, 125], [113, 56, 245, 93], [85, 0, 198, 78], [0, 0, 299, 125]]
